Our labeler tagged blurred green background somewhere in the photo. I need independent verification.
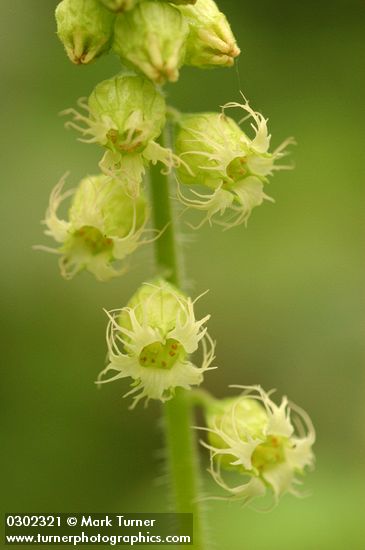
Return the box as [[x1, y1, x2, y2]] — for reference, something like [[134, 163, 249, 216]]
[[1, 1, 364, 548]]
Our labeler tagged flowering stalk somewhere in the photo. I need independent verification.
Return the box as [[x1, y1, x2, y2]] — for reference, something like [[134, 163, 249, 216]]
[[150, 129, 206, 549], [42, 2, 315, 547]]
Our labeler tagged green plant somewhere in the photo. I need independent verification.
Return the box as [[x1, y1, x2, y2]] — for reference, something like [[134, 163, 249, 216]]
[[41, 1, 315, 547]]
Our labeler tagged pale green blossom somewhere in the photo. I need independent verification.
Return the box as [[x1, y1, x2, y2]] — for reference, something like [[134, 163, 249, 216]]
[[175, 97, 294, 228], [200, 385, 315, 507], [38, 174, 150, 281], [97, 279, 216, 407], [63, 74, 182, 195]]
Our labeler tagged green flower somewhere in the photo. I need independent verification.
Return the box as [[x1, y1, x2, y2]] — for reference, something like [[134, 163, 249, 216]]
[[56, 0, 115, 64], [175, 98, 294, 228], [39, 174, 149, 281], [97, 279, 215, 407], [63, 74, 182, 195], [201, 386, 315, 507], [177, 0, 240, 68], [113, 2, 189, 84], [64, 74, 165, 153]]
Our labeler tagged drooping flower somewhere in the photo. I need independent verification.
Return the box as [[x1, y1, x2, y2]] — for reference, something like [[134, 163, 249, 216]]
[[63, 74, 181, 195], [56, 0, 115, 65], [175, 97, 294, 228], [113, 2, 189, 84], [97, 279, 215, 407], [177, 0, 240, 68], [200, 385, 315, 507], [38, 173, 150, 281]]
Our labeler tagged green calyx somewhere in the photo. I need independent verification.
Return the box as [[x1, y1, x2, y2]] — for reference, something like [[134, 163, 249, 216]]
[[88, 74, 166, 152], [175, 112, 247, 188], [120, 279, 187, 336], [173, 105, 291, 227], [177, 0, 240, 68], [56, 0, 115, 65], [139, 339, 185, 369], [55, 174, 148, 280], [68, 174, 147, 238], [206, 396, 267, 439], [113, 2, 189, 84], [118, 279, 190, 365], [175, 111, 276, 187], [206, 396, 283, 472]]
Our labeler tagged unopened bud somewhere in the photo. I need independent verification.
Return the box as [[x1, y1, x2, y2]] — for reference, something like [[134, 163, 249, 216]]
[[55, 0, 115, 64], [177, 0, 240, 68], [113, 2, 189, 84]]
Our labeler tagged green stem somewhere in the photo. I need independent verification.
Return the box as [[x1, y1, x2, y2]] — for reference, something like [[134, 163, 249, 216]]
[[149, 131, 206, 550], [164, 390, 205, 549], [149, 152, 180, 287]]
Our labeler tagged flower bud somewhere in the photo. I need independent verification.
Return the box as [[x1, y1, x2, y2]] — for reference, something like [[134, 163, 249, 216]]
[[175, 98, 294, 228], [55, 0, 115, 64], [201, 386, 315, 506], [97, 279, 215, 407], [177, 0, 240, 68], [39, 174, 149, 281], [113, 2, 189, 84]]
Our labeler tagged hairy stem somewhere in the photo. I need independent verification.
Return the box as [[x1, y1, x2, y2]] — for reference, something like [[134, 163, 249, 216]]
[[164, 390, 205, 549], [149, 150, 180, 287], [149, 131, 206, 550]]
